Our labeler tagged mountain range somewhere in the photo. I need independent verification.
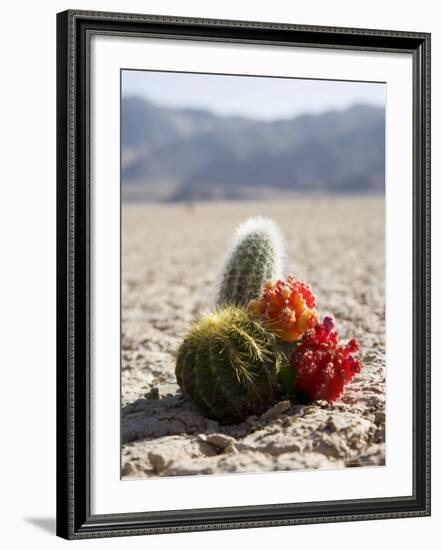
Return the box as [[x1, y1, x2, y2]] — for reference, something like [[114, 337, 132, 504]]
[[122, 96, 385, 201]]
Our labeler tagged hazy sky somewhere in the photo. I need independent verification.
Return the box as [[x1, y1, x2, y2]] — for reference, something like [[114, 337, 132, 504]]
[[122, 69, 385, 121]]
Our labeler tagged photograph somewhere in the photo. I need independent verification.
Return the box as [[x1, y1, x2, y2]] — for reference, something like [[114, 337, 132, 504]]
[[120, 69, 387, 479]]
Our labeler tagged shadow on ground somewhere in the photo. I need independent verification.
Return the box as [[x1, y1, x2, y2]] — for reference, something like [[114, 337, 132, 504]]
[[25, 517, 56, 535]]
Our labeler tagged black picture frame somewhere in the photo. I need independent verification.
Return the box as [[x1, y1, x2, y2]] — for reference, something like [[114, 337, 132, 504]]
[[56, 9, 431, 540]]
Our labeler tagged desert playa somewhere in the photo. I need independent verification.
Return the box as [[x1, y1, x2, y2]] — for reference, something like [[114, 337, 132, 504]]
[[121, 197, 385, 478]]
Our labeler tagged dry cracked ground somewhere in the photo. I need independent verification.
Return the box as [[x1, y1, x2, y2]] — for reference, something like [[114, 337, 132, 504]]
[[121, 197, 385, 478]]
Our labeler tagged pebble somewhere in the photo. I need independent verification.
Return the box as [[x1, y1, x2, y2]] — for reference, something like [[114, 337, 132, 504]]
[[202, 433, 237, 449], [260, 401, 291, 422]]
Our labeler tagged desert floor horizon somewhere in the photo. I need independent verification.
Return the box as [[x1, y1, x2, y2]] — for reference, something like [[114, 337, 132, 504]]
[[121, 197, 385, 478]]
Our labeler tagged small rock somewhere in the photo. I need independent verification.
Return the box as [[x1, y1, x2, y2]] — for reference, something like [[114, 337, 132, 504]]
[[303, 406, 319, 415], [122, 462, 136, 476], [261, 401, 291, 422], [203, 433, 236, 449], [148, 452, 169, 473]]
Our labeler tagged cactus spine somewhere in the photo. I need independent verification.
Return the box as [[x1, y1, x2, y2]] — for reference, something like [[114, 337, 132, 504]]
[[216, 217, 285, 307], [175, 306, 285, 423]]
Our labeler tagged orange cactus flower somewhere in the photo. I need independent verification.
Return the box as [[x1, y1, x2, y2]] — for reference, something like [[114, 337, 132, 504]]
[[249, 275, 318, 342]]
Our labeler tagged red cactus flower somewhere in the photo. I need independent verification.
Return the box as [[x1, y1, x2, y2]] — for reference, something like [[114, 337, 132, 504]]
[[249, 275, 318, 342], [291, 316, 362, 402]]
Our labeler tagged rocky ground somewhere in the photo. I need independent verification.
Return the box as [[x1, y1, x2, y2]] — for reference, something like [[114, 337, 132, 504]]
[[121, 197, 385, 478]]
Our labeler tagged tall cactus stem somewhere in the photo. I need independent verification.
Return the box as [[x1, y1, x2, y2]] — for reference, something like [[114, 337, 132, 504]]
[[216, 217, 286, 307]]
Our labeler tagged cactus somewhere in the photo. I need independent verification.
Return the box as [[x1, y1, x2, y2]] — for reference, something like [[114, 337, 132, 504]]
[[175, 305, 285, 423], [216, 217, 285, 307]]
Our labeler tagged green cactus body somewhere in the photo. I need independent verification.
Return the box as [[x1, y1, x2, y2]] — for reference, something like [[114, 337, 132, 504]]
[[175, 306, 285, 423], [216, 217, 285, 307]]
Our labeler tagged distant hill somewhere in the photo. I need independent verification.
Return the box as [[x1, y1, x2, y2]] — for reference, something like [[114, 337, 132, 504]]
[[122, 96, 385, 201]]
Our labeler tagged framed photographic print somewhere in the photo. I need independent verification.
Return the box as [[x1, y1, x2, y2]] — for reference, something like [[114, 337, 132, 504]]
[[56, 9, 431, 539]]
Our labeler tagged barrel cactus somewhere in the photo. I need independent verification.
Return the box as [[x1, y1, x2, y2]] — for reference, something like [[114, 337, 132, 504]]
[[175, 305, 285, 423], [216, 217, 285, 307]]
